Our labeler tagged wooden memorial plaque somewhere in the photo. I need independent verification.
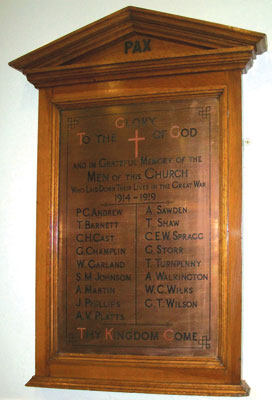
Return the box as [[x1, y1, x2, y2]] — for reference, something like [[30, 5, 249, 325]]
[[9, 6, 267, 396]]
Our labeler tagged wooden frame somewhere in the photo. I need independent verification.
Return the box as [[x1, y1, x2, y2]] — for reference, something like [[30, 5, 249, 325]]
[[9, 7, 267, 396]]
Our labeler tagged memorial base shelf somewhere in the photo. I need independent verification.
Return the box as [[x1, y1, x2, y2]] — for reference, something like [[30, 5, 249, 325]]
[[26, 376, 250, 396]]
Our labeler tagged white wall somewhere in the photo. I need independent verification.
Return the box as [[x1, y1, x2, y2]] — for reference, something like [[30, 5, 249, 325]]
[[1, 1, 271, 400]]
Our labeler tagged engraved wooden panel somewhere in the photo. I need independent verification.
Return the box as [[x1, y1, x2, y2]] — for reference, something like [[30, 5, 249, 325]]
[[58, 96, 220, 358]]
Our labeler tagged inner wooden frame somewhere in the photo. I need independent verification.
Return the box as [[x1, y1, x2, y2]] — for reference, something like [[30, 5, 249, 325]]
[[27, 69, 248, 395], [57, 94, 219, 357]]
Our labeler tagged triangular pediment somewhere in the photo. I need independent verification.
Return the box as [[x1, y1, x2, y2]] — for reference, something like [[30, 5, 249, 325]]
[[9, 6, 267, 87], [62, 33, 213, 67]]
